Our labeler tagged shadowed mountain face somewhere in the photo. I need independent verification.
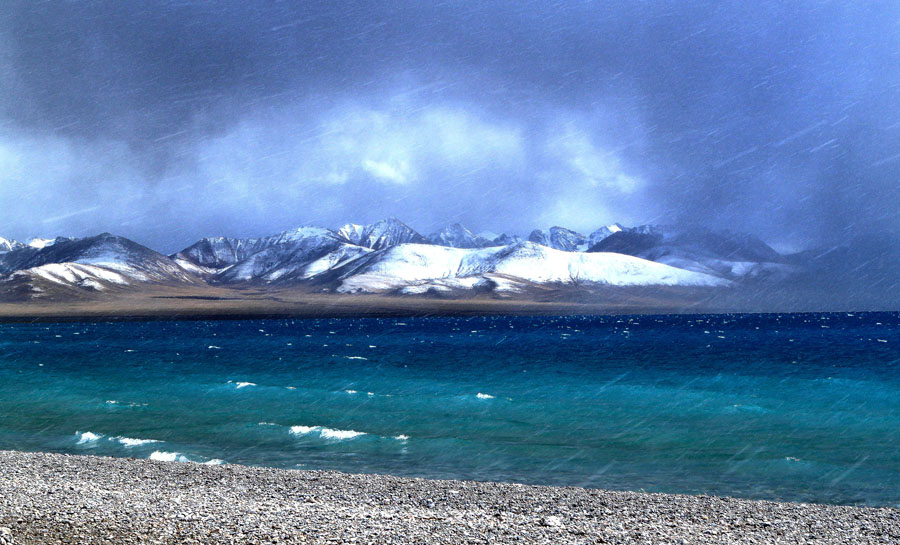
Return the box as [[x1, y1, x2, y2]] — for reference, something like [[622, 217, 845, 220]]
[[587, 226, 788, 280], [590, 226, 781, 261], [528, 227, 587, 252], [784, 232, 900, 291], [173, 237, 275, 270]]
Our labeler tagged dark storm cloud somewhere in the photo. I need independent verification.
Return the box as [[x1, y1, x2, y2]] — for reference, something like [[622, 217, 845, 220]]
[[1, 0, 899, 252]]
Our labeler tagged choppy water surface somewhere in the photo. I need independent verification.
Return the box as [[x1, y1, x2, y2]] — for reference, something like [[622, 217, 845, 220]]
[[1, 312, 898, 507]]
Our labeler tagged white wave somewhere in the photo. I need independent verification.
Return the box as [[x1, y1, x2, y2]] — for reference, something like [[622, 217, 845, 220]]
[[258, 422, 278, 426], [476, 392, 495, 399], [394, 434, 410, 441], [235, 382, 256, 389], [203, 459, 225, 465], [289, 425, 366, 440], [320, 427, 365, 440], [345, 356, 368, 360], [149, 451, 190, 462], [76, 431, 103, 444], [115, 436, 161, 448], [208, 345, 221, 349], [344, 389, 358, 394]]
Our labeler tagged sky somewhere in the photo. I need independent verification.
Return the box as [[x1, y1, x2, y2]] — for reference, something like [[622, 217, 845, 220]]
[[1, 0, 900, 253]]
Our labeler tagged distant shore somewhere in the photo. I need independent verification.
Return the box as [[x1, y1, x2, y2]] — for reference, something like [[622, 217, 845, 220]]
[[0, 283, 876, 323], [0, 284, 737, 323], [1, 450, 897, 544]]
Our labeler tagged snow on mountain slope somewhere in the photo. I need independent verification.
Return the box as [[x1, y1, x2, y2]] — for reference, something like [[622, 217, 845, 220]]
[[18, 263, 129, 287], [335, 242, 728, 293], [26, 237, 72, 250], [334, 218, 426, 250], [293, 244, 374, 280], [458, 242, 728, 286], [264, 226, 335, 246], [335, 223, 365, 245]]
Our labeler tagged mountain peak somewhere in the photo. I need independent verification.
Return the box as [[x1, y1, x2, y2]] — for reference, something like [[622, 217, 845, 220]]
[[0, 237, 24, 253], [335, 218, 426, 250], [528, 227, 586, 251], [427, 223, 492, 248]]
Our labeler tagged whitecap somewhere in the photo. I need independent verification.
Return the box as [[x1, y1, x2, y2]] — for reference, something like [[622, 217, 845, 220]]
[[289, 425, 365, 440], [208, 345, 221, 349], [149, 451, 189, 462], [76, 431, 103, 444], [344, 389, 358, 394], [115, 436, 161, 447], [234, 382, 256, 389], [320, 427, 365, 440], [476, 392, 495, 399], [345, 356, 368, 360], [289, 425, 317, 435], [202, 459, 225, 465], [394, 434, 410, 441]]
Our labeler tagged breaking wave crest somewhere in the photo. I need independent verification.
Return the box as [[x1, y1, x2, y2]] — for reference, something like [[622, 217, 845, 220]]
[[75, 431, 103, 444], [115, 436, 161, 447], [289, 425, 366, 440], [149, 451, 190, 462]]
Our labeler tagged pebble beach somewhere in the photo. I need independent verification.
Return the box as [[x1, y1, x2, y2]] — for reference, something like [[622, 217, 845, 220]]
[[1, 450, 898, 544]]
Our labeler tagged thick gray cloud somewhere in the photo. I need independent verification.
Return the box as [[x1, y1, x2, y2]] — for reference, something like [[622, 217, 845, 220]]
[[1, 0, 899, 252]]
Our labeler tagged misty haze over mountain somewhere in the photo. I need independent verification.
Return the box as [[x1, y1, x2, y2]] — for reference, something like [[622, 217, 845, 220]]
[[2, 1, 900, 260]]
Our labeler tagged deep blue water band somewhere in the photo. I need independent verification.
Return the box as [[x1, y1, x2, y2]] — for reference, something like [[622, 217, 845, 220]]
[[1, 312, 897, 507]]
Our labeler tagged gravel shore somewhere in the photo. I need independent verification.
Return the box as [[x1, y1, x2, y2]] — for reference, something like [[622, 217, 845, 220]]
[[1, 450, 898, 544]]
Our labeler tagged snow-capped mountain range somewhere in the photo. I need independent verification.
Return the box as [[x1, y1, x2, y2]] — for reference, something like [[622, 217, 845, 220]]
[[0, 218, 804, 300]]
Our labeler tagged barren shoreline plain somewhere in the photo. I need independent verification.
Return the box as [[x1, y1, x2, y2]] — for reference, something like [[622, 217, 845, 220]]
[[0, 283, 872, 323], [0, 284, 726, 322], [1, 450, 899, 545]]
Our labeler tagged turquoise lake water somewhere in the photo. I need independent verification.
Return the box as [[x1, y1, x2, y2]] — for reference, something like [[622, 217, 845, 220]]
[[1, 312, 898, 506]]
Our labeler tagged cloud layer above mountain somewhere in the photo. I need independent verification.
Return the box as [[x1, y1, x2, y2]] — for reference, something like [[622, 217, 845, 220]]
[[2, 1, 900, 252]]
